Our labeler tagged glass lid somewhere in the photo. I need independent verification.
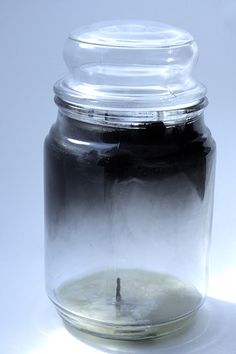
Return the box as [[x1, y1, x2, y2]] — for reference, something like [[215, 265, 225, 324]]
[[54, 20, 206, 112]]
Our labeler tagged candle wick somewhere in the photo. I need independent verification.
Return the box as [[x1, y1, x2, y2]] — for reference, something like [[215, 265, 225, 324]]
[[116, 277, 122, 303]]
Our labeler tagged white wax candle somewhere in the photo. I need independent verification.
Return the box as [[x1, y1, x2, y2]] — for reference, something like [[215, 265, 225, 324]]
[[55, 269, 202, 326]]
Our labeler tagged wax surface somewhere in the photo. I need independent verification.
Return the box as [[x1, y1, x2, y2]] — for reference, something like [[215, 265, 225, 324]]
[[56, 269, 202, 325]]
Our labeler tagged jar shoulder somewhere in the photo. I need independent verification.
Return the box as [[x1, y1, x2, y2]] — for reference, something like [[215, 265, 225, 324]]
[[45, 114, 215, 163]]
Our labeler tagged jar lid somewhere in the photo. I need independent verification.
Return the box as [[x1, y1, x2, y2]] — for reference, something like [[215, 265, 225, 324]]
[[54, 20, 206, 112]]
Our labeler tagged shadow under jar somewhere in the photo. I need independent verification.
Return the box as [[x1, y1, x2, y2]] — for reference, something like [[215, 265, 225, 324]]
[[44, 21, 216, 340]]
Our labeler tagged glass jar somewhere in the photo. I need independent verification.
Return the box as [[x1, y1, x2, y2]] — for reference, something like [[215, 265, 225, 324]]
[[44, 21, 216, 340]]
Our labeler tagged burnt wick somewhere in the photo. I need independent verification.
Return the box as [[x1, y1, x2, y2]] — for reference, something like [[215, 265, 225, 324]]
[[116, 277, 122, 303]]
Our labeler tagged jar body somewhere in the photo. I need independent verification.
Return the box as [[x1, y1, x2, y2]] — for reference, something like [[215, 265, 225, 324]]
[[44, 110, 216, 339]]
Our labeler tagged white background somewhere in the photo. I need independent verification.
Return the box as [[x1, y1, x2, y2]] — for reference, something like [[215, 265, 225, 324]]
[[1, 0, 236, 353]]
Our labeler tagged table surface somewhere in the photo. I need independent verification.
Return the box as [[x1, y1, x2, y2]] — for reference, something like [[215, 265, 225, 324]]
[[1, 249, 236, 354]]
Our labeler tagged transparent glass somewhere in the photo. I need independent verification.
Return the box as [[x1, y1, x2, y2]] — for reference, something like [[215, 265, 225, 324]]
[[54, 20, 206, 111], [44, 21, 216, 340]]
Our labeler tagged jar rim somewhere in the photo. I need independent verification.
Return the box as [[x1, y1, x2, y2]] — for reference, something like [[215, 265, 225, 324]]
[[55, 96, 208, 128]]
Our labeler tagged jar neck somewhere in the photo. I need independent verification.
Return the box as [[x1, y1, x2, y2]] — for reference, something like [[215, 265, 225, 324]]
[[54, 96, 208, 129], [54, 103, 208, 151]]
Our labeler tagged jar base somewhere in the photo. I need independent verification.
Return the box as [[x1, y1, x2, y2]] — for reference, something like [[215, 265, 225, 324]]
[[49, 269, 203, 340], [54, 303, 197, 340]]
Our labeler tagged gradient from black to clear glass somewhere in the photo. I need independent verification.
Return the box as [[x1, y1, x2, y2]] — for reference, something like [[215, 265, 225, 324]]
[[44, 110, 216, 327], [45, 113, 215, 222]]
